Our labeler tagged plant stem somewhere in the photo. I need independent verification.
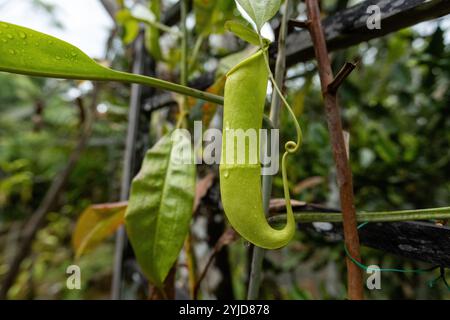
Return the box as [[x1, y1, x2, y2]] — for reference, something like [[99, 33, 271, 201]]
[[138, 17, 181, 36], [181, 0, 188, 95], [305, 0, 363, 299], [115, 71, 224, 105], [189, 34, 205, 72], [180, 0, 197, 298], [177, 0, 189, 129], [269, 206, 450, 224], [111, 33, 147, 300], [247, 0, 291, 300]]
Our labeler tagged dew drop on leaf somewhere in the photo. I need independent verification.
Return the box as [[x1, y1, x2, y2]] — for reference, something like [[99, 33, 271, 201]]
[[19, 32, 27, 39]]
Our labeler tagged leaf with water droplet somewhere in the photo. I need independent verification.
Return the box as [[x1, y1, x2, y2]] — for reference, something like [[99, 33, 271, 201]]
[[0, 21, 223, 104]]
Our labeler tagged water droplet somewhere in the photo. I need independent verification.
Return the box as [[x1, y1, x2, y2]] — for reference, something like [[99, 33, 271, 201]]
[[9, 49, 16, 55], [56, 56, 62, 60], [7, 34, 13, 39], [223, 170, 230, 178], [19, 32, 27, 39], [71, 52, 78, 57], [48, 40, 54, 45]]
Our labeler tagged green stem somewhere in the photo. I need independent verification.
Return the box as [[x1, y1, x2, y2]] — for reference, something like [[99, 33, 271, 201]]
[[137, 18, 181, 36], [177, 0, 189, 129], [247, 0, 292, 300], [112, 70, 224, 105], [189, 34, 205, 72], [269, 207, 450, 224]]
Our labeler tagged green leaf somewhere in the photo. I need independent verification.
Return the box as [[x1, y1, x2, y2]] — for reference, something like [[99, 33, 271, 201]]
[[236, 0, 281, 31], [0, 21, 223, 104], [374, 133, 399, 164], [125, 132, 196, 287], [144, 1, 163, 60], [116, 9, 140, 45], [72, 202, 127, 260], [194, 0, 236, 36], [0, 21, 117, 80], [225, 20, 270, 47]]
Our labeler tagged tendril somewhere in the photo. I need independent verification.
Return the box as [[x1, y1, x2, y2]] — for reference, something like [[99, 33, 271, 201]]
[[258, 33, 304, 229]]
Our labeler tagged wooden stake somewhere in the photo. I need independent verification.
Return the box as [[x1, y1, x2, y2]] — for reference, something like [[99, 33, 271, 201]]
[[305, 0, 364, 300]]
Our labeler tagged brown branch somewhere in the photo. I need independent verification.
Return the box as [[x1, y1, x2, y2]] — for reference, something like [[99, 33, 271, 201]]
[[0, 88, 99, 300], [193, 228, 238, 299], [328, 62, 357, 94], [185, 232, 197, 299], [32, 100, 45, 132], [288, 19, 311, 29], [75, 97, 86, 128], [149, 266, 176, 300], [305, 0, 363, 300], [98, 0, 119, 23]]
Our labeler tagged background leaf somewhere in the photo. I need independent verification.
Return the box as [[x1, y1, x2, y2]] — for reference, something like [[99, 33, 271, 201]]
[[194, 0, 236, 36], [125, 133, 196, 287], [225, 20, 268, 46], [72, 202, 127, 259], [236, 0, 281, 31], [144, 1, 163, 60], [116, 9, 140, 45]]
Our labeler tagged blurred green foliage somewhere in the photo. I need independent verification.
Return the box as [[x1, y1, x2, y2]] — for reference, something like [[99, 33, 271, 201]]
[[0, 0, 449, 300]]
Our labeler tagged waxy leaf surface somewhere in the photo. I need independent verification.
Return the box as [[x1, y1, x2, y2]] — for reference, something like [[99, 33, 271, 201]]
[[125, 133, 195, 286]]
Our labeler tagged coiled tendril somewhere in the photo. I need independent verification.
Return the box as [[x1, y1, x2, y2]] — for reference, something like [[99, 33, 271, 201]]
[[259, 35, 304, 232]]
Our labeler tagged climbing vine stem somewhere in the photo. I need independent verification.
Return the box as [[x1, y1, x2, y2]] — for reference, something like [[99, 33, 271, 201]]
[[177, 0, 189, 129], [247, 0, 295, 299]]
